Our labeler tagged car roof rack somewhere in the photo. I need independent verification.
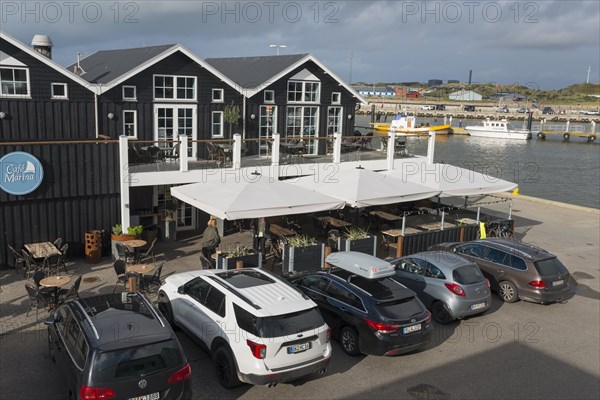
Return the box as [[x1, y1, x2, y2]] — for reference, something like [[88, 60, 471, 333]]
[[325, 251, 395, 280], [73, 300, 100, 340]]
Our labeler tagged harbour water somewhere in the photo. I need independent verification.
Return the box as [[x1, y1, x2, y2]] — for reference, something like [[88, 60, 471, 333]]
[[356, 115, 600, 209]]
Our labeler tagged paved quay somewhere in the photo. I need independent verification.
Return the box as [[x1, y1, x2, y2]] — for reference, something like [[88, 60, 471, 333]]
[[1, 194, 599, 400]]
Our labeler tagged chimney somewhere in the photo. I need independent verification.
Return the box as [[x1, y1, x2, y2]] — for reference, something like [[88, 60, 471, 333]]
[[31, 34, 53, 59], [73, 52, 86, 76]]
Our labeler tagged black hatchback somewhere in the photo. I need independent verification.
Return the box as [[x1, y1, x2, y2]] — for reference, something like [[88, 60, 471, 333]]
[[290, 252, 432, 356], [45, 292, 192, 400]]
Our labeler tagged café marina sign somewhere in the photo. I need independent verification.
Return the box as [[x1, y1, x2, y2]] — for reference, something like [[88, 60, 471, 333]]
[[0, 151, 44, 195]]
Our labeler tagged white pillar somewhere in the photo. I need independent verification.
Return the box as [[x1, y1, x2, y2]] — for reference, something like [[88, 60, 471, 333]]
[[426, 130, 436, 164], [443, 115, 448, 125], [441, 211, 445, 230], [386, 130, 396, 171], [449, 115, 453, 125], [118, 135, 131, 231], [566, 120, 570, 133], [271, 133, 281, 180], [233, 133, 242, 169], [179, 135, 188, 172], [591, 121, 597, 133], [333, 132, 342, 164]]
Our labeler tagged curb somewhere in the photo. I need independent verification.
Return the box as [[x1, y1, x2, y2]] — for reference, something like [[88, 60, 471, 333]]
[[496, 193, 600, 215]]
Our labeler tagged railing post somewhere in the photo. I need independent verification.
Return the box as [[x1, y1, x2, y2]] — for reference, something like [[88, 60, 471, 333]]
[[233, 133, 242, 169], [179, 135, 188, 172], [441, 210, 445, 230], [271, 133, 280, 180], [426, 130, 436, 164], [565, 120, 570, 133], [118, 135, 131, 231], [387, 130, 396, 171], [333, 132, 342, 164]]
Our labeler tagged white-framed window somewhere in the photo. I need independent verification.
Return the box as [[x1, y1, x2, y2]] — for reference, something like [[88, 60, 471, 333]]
[[212, 88, 224, 103], [259, 105, 277, 157], [327, 106, 343, 135], [154, 75, 196, 100], [211, 111, 224, 137], [0, 67, 30, 96], [331, 92, 341, 105], [51, 83, 68, 99], [264, 90, 275, 103], [123, 110, 137, 138], [287, 80, 320, 103], [286, 106, 319, 155], [122, 85, 137, 101]]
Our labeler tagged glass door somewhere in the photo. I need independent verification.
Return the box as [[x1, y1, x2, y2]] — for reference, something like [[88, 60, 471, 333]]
[[156, 185, 195, 231], [259, 105, 277, 157], [155, 105, 197, 158]]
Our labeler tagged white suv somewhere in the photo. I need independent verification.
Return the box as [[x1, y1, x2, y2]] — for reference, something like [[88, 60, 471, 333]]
[[157, 268, 331, 388]]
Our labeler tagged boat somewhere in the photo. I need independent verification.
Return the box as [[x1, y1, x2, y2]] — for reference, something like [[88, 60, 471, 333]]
[[465, 118, 531, 140], [370, 114, 451, 135]]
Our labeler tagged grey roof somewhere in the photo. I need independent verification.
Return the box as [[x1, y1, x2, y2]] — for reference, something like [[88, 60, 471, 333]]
[[69, 44, 177, 84], [205, 54, 308, 89]]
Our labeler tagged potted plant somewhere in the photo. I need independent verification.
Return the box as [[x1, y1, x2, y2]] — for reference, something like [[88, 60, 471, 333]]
[[282, 235, 325, 274], [110, 223, 137, 260], [163, 197, 178, 242], [216, 244, 261, 270], [127, 225, 144, 238], [223, 102, 241, 137], [339, 227, 377, 256]]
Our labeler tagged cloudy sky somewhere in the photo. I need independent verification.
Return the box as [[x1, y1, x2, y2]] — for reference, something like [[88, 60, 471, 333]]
[[2, 0, 599, 89]]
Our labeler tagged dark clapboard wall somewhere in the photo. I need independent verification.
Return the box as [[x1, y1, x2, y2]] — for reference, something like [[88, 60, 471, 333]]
[[0, 142, 120, 269]]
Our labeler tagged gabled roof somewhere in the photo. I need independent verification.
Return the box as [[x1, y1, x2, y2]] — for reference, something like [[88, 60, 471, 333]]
[[69, 44, 177, 84], [206, 53, 368, 104], [70, 44, 245, 95], [0, 31, 96, 93]]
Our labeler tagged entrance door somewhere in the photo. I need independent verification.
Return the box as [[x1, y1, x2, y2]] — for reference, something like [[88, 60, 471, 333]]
[[259, 105, 277, 157], [155, 105, 197, 158], [156, 185, 195, 231]]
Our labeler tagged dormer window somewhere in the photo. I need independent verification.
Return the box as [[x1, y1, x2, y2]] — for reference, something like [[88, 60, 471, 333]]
[[287, 81, 320, 103]]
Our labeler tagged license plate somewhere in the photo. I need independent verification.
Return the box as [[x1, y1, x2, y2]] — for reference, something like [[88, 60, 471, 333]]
[[402, 324, 421, 334], [552, 280, 564, 287], [130, 393, 159, 400], [288, 342, 311, 354], [471, 302, 486, 310]]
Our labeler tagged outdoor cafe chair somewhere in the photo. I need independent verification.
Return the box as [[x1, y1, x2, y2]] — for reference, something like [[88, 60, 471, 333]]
[[163, 143, 180, 163], [53, 237, 63, 249], [7, 244, 25, 276], [361, 132, 374, 149], [140, 238, 158, 265], [112, 260, 128, 293], [22, 250, 44, 280], [141, 263, 164, 294], [115, 242, 135, 264], [58, 275, 82, 304], [25, 283, 54, 320]]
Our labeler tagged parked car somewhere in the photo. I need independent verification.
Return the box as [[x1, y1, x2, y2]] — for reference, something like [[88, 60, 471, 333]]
[[434, 104, 446, 111], [429, 238, 574, 304], [290, 252, 432, 356], [516, 107, 529, 113], [496, 106, 509, 113], [421, 105, 435, 110], [463, 105, 476, 112], [581, 109, 600, 115], [158, 268, 331, 388], [45, 292, 192, 400], [389, 251, 491, 324], [542, 107, 555, 114]]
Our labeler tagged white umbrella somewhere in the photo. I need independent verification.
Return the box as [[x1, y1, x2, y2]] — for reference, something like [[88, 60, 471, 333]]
[[170, 172, 345, 220], [288, 166, 441, 208], [385, 162, 517, 197]]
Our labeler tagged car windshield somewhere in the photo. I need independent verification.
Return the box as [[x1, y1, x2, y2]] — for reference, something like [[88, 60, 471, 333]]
[[534, 257, 569, 276], [93, 340, 183, 382], [376, 297, 423, 321], [453, 265, 485, 285], [258, 307, 324, 338]]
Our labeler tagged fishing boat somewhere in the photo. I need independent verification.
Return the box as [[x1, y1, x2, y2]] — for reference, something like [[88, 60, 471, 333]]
[[371, 114, 451, 135], [465, 118, 531, 140]]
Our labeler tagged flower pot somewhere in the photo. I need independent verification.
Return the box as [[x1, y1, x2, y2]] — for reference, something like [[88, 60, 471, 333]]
[[282, 243, 325, 274], [216, 252, 261, 270], [338, 236, 377, 256]]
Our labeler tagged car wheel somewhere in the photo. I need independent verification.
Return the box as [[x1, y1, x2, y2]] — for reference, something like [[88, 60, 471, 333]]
[[47, 329, 56, 363], [339, 326, 361, 356], [499, 281, 519, 303], [431, 301, 454, 324], [157, 292, 177, 329], [214, 346, 242, 388]]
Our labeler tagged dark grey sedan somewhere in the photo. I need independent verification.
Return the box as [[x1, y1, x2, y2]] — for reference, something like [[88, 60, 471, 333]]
[[390, 251, 491, 324]]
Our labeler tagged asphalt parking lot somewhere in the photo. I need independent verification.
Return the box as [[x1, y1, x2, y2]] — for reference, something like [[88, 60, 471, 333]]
[[1, 195, 599, 400]]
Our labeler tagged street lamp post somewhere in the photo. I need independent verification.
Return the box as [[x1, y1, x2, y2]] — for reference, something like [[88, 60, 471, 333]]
[[269, 44, 287, 55]]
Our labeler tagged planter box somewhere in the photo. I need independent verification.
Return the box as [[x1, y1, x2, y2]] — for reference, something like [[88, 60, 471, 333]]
[[111, 233, 136, 260], [216, 252, 262, 270], [282, 244, 325, 274], [338, 236, 377, 256], [162, 221, 177, 242]]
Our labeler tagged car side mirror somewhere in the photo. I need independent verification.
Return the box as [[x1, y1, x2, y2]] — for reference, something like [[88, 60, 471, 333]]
[[452, 248, 458, 253], [43, 314, 55, 327], [177, 285, 185, 295]]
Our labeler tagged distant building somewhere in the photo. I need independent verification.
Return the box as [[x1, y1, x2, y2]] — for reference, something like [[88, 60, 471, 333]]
[[428, 79, 443, 86], [395, 87, 422, 98], [447, 80, 460, 84], [449, 90, 483, 101], [353, 86, 395, 97]]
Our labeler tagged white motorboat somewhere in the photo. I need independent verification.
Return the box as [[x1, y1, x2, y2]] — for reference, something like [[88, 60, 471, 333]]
[[465, 119, 531, 140]]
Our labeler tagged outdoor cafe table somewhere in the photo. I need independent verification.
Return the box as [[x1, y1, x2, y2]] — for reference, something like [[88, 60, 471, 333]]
[[24, 242, 61, 259], [370, 210, 402, 222], [122, 239, 147, 263], [280, 142, 306, 162], [126, 264, 154, 292], [269, 224, 297, 238], [382, 228, 423, 258], [40, 275, 71, 306], [315, 216, 352, 229], [456, 217, 479, 225], [417, 221, 457, 231]]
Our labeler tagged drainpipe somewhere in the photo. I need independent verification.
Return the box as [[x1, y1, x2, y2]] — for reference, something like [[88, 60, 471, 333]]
[[242, 96, 247, 140], [94, 91, 99, 138]]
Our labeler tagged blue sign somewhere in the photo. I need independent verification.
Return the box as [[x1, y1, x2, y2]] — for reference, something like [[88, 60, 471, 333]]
[[0, 151, 44, 195]]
